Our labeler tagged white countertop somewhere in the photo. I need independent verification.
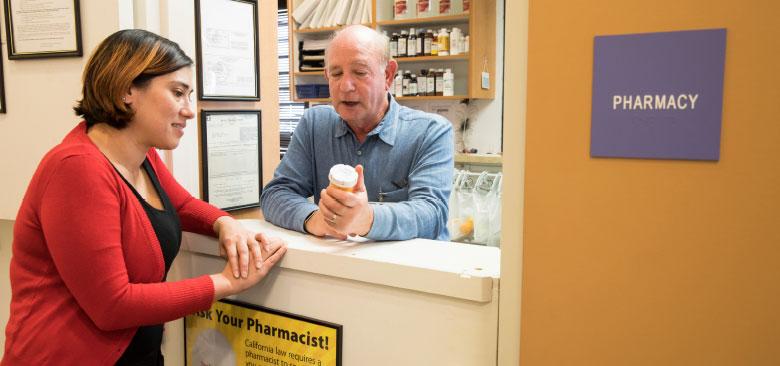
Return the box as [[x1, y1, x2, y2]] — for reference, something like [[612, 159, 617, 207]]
[[182, 219, 500, 303]]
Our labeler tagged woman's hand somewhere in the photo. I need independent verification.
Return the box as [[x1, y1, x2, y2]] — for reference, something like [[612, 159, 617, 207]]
[[213, 216, 264, 279], [210, 233, 287, 300]]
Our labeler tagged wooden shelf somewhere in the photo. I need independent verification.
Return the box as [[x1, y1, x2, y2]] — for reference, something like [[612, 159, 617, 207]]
[[295, 23, 372, 34], [293, 95, 468, 103], [295, 71, 325, 76], [288, 1, 494, 100], [455, 153, 502, 166], [396, 95, 467, 101], [293, 97, 331, 103], [376, 13, 469, 26], [395, 54, 468, 63]]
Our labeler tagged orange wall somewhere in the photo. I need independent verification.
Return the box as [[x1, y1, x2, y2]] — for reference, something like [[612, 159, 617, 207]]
[[521, 1, 780, 365]]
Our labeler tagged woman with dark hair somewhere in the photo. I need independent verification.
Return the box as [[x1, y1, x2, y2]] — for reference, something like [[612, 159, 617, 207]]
[[2, 29, 287, 365]]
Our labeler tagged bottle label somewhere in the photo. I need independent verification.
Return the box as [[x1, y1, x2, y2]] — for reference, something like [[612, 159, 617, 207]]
[[418, 0, 430, 12], [440, 0, 451, 14], [395, 0, 408, 16], [481, 71, 490, 89]]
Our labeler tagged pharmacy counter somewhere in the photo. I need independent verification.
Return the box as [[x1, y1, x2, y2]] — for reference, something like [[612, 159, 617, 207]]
[[176, 219, 500, 365]]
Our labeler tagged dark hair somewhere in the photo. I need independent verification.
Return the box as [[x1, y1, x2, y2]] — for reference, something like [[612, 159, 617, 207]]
[[74, 29, 193, 129]]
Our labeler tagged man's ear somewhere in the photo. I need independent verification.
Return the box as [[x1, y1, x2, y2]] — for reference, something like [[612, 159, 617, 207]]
[[385, 60, 398, 88]]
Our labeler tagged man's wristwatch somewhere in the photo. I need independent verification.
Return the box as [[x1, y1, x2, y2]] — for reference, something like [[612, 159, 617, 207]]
[[302, 210, 317, 234]]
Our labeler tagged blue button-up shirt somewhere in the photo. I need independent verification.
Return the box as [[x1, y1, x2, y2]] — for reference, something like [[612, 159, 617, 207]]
[[261, 95, 453, 241]]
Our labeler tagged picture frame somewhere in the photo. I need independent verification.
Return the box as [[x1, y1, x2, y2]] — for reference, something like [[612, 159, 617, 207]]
[[194, 0, 260, 101], [200, 110, 262, 211], [3, 0, 83, 59], [0, 44, 6, 113]]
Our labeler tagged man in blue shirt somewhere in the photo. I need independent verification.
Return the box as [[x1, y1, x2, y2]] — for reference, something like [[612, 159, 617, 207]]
[[262, 25, 453, 241]]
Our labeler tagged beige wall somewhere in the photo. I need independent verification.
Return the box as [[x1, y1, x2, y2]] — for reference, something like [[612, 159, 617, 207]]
[[498, 0, 527, 365], [0, 220, 12, 359], [521, 1, 780, 365], [0, 0, 123, 220]]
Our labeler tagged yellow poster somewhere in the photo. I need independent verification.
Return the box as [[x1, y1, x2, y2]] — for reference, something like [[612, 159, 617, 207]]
[[185, 299, 341, 366]]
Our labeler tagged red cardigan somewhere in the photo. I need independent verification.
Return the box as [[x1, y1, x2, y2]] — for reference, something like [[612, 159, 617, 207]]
[[3, 122, 227, 365]]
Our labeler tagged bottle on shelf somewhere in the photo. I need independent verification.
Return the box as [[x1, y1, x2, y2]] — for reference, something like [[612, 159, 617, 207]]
[[424, 29, 434, 56], [439, 0, 451, 15], [443, 68, 454, 96], [431, 30, 439, 56], [402, 70, 411, 96], [394, 0, 415, 19], [435, 68, 444, 96], [438, 28, 449, 56], [417, 0, 435, 18], [394, 70, 403, 97], [427, 68, 436, 96], [408, 28, 418, 57], [450, 27, 462, 55], [398, 30, 408, 57], [409, 74, 418, 96], [390, 32, 399, 58], [418, 69, 428, 96], [416, 29, 424, 56]]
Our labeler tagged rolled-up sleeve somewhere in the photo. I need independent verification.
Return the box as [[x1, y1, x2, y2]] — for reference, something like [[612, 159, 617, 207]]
[[261, 113, 319, 232]]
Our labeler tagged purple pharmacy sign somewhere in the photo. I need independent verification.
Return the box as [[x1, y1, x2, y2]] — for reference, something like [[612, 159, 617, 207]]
[[591, 28, 726, 160]]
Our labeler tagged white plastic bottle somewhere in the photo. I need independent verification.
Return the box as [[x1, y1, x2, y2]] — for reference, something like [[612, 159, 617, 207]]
[[394, 71, 403, 96], [443, 68, 454, 96], [450, 27, 461, 55]]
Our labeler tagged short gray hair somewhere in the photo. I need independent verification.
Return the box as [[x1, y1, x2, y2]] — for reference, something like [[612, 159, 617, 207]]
[[325, 25, 390, 70]]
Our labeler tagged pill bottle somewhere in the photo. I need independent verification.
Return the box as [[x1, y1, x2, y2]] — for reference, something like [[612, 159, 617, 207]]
[[329, 164, 358, 192]]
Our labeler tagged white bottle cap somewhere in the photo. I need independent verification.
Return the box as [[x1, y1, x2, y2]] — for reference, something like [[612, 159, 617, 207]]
[[329, 164, 358, 189]]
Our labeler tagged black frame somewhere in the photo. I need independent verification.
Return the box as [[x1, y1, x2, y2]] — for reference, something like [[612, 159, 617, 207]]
[[0, 44, 5, 113], [194, 0, 260, 101], [3, 0, 83, 59], [184, 298, 343, 366], [200, 109, 262, 211]]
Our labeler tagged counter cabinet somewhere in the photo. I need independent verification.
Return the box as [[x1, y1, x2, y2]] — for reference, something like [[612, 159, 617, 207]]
[[176, 219, 500, 365]]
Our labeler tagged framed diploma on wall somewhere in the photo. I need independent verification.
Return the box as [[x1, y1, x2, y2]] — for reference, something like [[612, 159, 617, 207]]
[[3, 0, 83, 59], [0, 44, 5, 113], [200, 110, 262, 211], [195, 0, 260, 101]]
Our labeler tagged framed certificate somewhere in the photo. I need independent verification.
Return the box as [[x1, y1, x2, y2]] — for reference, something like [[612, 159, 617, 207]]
[[3, 0, 83, 59], [195, 0, 260, 101], [0, 44, 5, 113], [200, 110, 262, 211]]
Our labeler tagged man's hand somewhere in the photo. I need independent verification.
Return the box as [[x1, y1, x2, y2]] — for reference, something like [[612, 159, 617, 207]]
[[304, 210, 349, 240], [318, 164, 374, 236]]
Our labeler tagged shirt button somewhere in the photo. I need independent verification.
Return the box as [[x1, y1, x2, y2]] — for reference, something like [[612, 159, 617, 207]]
[[356, 150, 362, 156]]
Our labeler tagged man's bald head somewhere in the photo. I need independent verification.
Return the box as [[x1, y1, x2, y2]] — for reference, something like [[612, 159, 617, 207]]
[[325, 25, 390, 70]]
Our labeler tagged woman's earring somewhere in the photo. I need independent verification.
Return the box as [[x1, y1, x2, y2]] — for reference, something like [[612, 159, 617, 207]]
[[122, 97, 128, 104]]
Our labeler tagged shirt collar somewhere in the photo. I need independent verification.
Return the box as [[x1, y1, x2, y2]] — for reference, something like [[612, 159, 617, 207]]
[[334, 93, 399, 146]]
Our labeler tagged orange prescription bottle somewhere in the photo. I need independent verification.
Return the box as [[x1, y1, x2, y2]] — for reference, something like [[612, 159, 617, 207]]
[[328, 164, 358, 192]]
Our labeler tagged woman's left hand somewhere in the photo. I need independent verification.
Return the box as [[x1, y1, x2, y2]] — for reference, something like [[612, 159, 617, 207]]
[[213, 216, 264, 279]]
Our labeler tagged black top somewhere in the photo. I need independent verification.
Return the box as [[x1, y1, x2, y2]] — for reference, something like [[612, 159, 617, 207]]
[[115, 159, 181, 365]]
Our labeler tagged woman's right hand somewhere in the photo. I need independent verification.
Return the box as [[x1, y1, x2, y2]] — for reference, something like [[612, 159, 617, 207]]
[[210, 233, 287, 300]]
